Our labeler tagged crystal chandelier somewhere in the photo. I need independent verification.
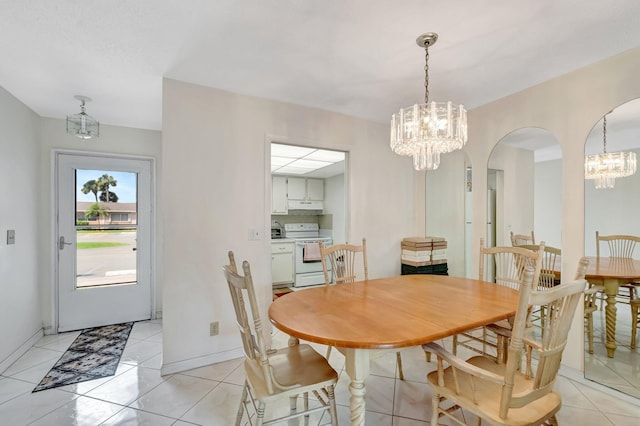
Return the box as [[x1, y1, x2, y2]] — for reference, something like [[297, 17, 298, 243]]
[[584, 112, 636, 189], [390, 33, 467, 171], [66, 95, 99, 139]]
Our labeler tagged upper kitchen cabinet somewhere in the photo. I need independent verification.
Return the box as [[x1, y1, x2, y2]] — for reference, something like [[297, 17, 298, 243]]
[[288, 177, 324, 201], [307, 178, 324, 201], [287, 177, 324, 210], [272, 175, 288, 214]]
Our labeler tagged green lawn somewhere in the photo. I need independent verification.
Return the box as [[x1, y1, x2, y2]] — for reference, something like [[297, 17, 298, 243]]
[[77, 242, 129, 249], [76, 229, 136, 234]]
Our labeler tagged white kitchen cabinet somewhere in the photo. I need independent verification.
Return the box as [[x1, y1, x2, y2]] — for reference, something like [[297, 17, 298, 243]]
[[287, 177, 307, 200], [306, 178, 324, 201], [271, 176, 288, 214], [287, 177, 324, 201], [271, 241, 294, 285]]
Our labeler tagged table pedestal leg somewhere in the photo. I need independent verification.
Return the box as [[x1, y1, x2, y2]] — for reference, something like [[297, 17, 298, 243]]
[[344, 349, 370, 426], [604, 279, 618, 358]]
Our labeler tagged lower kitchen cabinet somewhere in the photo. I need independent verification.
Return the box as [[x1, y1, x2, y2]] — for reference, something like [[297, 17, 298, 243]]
[[271, 241, 294, 285]]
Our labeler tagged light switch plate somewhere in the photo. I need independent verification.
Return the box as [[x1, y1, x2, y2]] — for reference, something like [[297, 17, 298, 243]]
[[248, 228, 263, 240], [6, 229, 15, 245]]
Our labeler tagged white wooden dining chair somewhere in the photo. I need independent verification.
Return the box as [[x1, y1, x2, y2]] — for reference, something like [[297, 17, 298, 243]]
[[632, 297, 640, 349], [519, 244, 561, 332], [524, 258, 590, 375], [319, 238, 368, 285], [319, 239, 406, 379], [423, 261, 587, 426], [223, 251, 338, 425], [510, 230, 535, 246], [596, 231, 640, 306], [452, 238, 544, 364], [584, 283, 603, 354]]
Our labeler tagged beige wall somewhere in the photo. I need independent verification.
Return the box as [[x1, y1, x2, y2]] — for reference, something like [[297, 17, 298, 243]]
[[424, 149, 467, 277], [534, 158, 563, 248], [0, 87, 42, 372], [161, 78, 417, 373]]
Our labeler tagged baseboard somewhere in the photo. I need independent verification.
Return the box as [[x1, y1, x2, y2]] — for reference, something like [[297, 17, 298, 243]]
[[160, 347, 243, 376], [0, 328, 44, 374]]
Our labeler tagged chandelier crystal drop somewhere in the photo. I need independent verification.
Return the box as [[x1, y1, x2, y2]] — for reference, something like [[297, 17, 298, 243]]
[[66, 95, 99, 140], [390, 33, 467, 171], [584, 113, 636, 189]]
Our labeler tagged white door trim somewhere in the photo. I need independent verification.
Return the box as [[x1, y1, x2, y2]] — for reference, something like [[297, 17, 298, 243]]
[[50, 149, 157, 334]]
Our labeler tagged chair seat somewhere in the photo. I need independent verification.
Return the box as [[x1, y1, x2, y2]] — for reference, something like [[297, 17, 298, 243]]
[[245, 343, 338, 401], [427, 356, 561, 426]]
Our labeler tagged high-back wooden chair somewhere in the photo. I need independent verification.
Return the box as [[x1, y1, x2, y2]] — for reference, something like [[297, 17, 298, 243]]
[[596, 231, 640, 304], [631, 298, 640, 349], [319, 238, 368, 285], [596, 231, 640, 258], [510, 230, 535, 246], [319, 239, 405, 379], [518, 244, 561, 334], [423, 261, 587, 426], [537, 245, 561, 289], [525, 258, 591, 374], [453, 238, 544, 363], [223, 251, 338, 425], [584, 282, 603, 355]]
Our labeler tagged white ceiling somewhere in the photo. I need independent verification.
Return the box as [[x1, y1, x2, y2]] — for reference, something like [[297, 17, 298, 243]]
[[271, 143, 345, 177], [2, 1, 640, 134]]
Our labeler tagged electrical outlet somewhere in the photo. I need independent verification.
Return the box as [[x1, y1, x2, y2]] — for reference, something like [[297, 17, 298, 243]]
[[210, 321, 219, 336]]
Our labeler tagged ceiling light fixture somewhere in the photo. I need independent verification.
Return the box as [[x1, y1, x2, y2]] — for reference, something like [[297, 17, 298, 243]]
[[66, 95, 99, 139], [390, 32, 467, 171], [584, 112, 636, 189]]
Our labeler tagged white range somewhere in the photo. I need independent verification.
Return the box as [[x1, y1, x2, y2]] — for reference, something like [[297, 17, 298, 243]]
[[283, 223, 332, 287]]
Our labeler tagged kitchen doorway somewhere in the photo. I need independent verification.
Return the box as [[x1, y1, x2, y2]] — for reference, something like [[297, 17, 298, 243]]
[[267, 139, 348, 288]]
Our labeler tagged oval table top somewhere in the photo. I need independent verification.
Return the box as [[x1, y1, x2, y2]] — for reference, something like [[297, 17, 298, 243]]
[[268, 274, 519, 350], [584, 256, 640, 281]]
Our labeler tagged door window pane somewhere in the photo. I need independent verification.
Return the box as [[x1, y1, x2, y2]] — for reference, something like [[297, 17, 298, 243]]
[[75, 169, 138, 288]]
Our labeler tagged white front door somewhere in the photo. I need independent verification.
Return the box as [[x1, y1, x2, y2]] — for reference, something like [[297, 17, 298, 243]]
[[56, 152, 154, 332]]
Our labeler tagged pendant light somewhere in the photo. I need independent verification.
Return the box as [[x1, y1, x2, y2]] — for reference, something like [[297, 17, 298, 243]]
[[390, 33, 467, 171], [66, 95, 100, 139]]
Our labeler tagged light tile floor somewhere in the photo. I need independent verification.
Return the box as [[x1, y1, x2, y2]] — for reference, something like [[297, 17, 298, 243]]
[[585, 300, 640, 399], [1, 319, 639, 425]]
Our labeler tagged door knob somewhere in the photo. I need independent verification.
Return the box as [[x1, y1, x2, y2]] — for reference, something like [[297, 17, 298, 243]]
[[58, 236, 72, 250]]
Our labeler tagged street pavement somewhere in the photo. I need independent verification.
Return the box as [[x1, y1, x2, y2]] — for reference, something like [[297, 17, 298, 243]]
[[76, 230, 137, 287]]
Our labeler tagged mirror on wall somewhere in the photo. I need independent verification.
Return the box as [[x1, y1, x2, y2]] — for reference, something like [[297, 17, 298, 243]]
[[424, 150, 469, 278], [485, 128, 562, 250], [583, 98, 640, 398]]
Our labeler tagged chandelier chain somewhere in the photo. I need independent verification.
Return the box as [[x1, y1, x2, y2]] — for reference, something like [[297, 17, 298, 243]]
[[603, 115, 607, 154], [424, 48, 430, 104]]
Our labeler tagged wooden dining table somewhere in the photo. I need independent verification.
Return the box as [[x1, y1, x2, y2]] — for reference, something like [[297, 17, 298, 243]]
[[584, 256, 640, 358], [268, 274, 520, 426]]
